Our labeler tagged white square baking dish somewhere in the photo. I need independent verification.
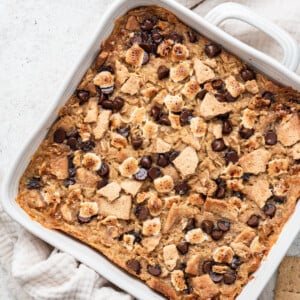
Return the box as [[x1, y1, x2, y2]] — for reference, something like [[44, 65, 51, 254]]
[[1, 1, 300, 299]]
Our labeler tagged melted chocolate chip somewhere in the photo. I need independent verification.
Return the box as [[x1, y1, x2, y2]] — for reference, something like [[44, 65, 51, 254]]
[[224, 149, 239, 164], [239, 126, 254, 139], [215, 93, 226, 102], [242, 173, 251, 181], [180, 109, 193, 126], [202, 261, 213, 274], [152, 31, 163, 44], [27, 177, 41, 189], [126, 259, 141, 274], [217, 220, 230, 232], [174, 181, 190, 195], [148, 167, 161, 180], [113, 97, 125, 111], [222, 119, 233, 135], [151, 106, 162, 121], [232, 191, 244, 200], [187, 30, 198, 43], [127, 230, 142, 243], [263, 203, 276, 218], [97, 162, 109, 177], [140, 156, 153, 169], [225, 92, 238, 102], [272, 195, 286, 203], [76, 90, 90, 103], [176, 241, 189, 255], [211, 138, 227, 152], [223, 272, 237, 285], [157, 65, 170, 80], [132, 137, 143, 150], [142, 52, 150, 65], [166, 32, 183, 43], [211, 229, 224, 240], [212, 79, 224, 90], [157, 154, 169, 167], [101, 99, 114, 110], [64, 177, 76, 187], [80, 140, 95, 152], [77, 214, 92, 224], [117, 126, 130, 138], [67, 137, 78, 150], [140, 18, 156, 31], [159, 114, 171, 126], [185, 218, 196, 231], [98, 65, 114, 74], [215, 187, 225, 199], [139, 41, 152, 53], [97, 179, 109, 189], [205, 43, 222, 58], [201, 220, 214, 234], [53, 128, 66, 143], [247, 215, 260, 227], [240, 69, 255, 81], [134, 168, 148, 181], [169, 150, 180, 162], [210, 272, 224, 283], [147, 265, 162, 276], [264, 130, 277, 145], [230, 256, 242, 270], [134, 205, 150, 221], [196, 89, 208, 100], [262, 91, 274, 101]]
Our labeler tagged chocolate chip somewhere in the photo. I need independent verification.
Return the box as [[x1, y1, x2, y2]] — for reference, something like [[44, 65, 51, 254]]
[[140, 18, 155, 31], [202, 261, 213, 274], [134, 205, 150, 221], [169, 150, 180, 162], [215, 93, 226, 102], [210, 272, 224, 283], [147, 265, 162, 276], [176, 241, 189, 255], [242, 173, 251, 181], [134, 168, 148, 181], [76, 90, 90, 103], [223, 272, 237, 285], [215, 187, 225, 199], [64, 177, 76, 187], [126, 259, 141, 274], [205, 43, 222, 58], [67, 137, 78, 150], [272, 195, 286, 203], [113, 97, 125, 111], [196, 89, 208, 100], [27, 177, 41, 189], [77, 214, 92, 224], [130, 34, 143, 45], [240, 69, 255, 81], [140, 156, 152, 169], [80, 140, 95, 152], [117, 126, 130, 138], [68, 167, 76, 178], [53, 128, 66, 143], [262, 92, 274, 101], [151, 106, 162, 121], [232, 191, 244, 200], [201, 220, 214, 234], [139, 42, 152, 53], [211, 229, 224, 240], [97, 162, 109, 177], [264, 130, 277, 145], [187, 30, 198, 43], [185, 218, 196, 231], [101, 86, 114, 95], [174, 181, 190, 195], [132, 137, 143, 150], [247, 215, 260, 227], [157, 154, 169, 167], [152, 31, 163, 44], [222, 119, 233, 135], [142, 52, 150, 65], [263, 203, 276, 218], [98, 91, 108, 104], [180, 109, 193, 126], [225, 92, 238, 102], [97, 178, 109, 189], [159, 114, 171, 126], [211, 138, 227, 152], [166, 32, 183, 43], [148, 167, 161, 180], [157, 65, 170, 80], [98, 65, 114, 74], [225, 149, 239, 164], [127, 230, 142, 243], [217, 220, 230, 232], [212, 79, 224, 90], [239, 126, 254, 139], [101, 99, 114, 110], [217, 112, 230, 120], [230, 256, 242, 270]]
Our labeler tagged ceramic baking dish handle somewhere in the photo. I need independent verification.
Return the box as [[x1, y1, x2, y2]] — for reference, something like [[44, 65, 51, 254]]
[[204, 2, 300, 72]]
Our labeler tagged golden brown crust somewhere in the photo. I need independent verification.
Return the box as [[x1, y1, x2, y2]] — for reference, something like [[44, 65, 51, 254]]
[[16, 5, 300, 300]]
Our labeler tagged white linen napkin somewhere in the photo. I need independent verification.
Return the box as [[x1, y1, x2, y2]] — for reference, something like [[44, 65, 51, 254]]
[[0, 0, 299, 299]]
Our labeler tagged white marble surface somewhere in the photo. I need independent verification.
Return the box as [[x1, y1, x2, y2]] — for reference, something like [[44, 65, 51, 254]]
[[0, 0, 299, 299]]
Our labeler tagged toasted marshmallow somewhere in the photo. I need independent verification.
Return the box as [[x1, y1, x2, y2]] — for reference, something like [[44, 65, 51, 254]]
[[171, 270, 187, 291], [182, 78, 200, 99], [148, 195, 163, 216], [82, 152, 102, 171], [157, 39, 174, 57], [185, 228, 208, 244], [143, 121, 158, 139], [119, 157, 139, 177], [170, 61, 191, 82], [142, 217, 161, 236], [125, 44, 147, 67], [123, 234, 135, 251], [171, 44, 189, 62], [190, 117, 207, 137], [213, 246, 234, 263], [241, 108, 257, 128], [154, 175, 174, 193], [164, 94, 184, 112], [79, 202, 98, 219], [93, 71, 114, 89]]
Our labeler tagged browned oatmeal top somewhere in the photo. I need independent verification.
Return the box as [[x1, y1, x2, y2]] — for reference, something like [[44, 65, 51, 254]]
[[16, 5, 300, 300]]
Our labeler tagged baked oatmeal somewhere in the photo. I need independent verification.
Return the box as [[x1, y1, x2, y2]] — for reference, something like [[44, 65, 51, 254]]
[[16, 6, 300, 300]]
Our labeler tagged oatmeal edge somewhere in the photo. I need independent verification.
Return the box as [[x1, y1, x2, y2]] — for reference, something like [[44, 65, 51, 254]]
[[17, 6, 300, 300]]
